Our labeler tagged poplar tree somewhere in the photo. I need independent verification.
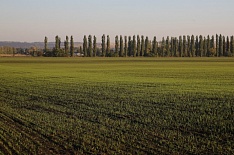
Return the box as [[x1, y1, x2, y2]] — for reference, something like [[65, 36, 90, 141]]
[[178, 36, 183, 57], [88, 35, 92, 57], [132, 35, 137, 57], [83, 35, 87, 57], [219, 35, 223, 57], [102, 34, 106, 57], [120, 35, 124, 57], [195, 36, 199, 57], [128, 36, 132, 56], [199, 35, 203, 57], [55, 35, 60, 50], [203, 37, 207, 57], [124, 36, 127, 57], [170, 37, 174, 57], [187, 35, 191, 57], [165, 36, 169, 57], [152, 36, 157, 56], [182, 35, 187, 57], [64, 36, 69, 56], [231, 36, 234, 56], [207, 35, 210, 56], [160, 37, 165, 57], [44, 36, 48, 53], [191, 35, 195, 57], [137, 35, 141, 56], [70, 36, 74, 57], [216, 34, 219, 57], [223, 36, 226, 56], [107, 35, 110, 56], [144, 37, 149, 56], [93, 36, 97, 57], [226, 36, 230, 56], [140, 35, 144, 56], [115, 35, 119, 56], [211, 35, 215, 56]]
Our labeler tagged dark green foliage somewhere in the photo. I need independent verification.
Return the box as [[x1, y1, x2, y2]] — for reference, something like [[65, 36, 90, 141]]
[[171, 37, 174, 57], [165, 36, 169, 57], [187, 36, 191, 57], [152, 36, 157, 57], [70, 36, 74, 57], [144, 37, 149, 56], [44, 36, 48, 54], [120, 35, 124, 57], [183, 36, 187, 57], [115, 35, 119, 56], [223, 36, 226, 56], [124, 36, 127, 57], [106, 35, 110, 57], [161, 37, 165, 57], [195, 36, 199, 57], [191, 35, 195, 57], [173, 37, 178, 57], [207, 35, 210, 56], [137, 35, 141, 56], [226, 36, 230, 56], [199, 35, 203, 57], [93, 36, 97, 57], [231, 36, 234, 56], [64, 36, 69, 56], [178, 36, 183, 57], [219, 35, 223, 57], [140, 36, 144, 56], [132, 35, 136, 57], [102, 34, 106, 57], [83, 35, 88, 57], [203, 37, 207, 57], [88, 35, 92, 57], [128, 36, 132, 56], [216, 34, 219, 57]]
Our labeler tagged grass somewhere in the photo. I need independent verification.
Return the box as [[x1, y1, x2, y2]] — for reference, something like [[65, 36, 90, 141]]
[[0, 57, 234, 154]]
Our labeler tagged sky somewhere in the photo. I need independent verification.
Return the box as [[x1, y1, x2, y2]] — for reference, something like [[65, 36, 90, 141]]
[[0, 0, 234, 42]]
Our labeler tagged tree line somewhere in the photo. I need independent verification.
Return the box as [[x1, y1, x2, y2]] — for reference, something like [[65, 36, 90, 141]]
[[44, 34, 234, 57]]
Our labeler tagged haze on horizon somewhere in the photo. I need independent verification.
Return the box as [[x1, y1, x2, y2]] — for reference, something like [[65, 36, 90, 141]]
[[1, 0, 234, 43]]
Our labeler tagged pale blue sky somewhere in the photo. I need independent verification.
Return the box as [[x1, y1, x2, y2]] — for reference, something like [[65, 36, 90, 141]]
[[0, 0, 234, 42]]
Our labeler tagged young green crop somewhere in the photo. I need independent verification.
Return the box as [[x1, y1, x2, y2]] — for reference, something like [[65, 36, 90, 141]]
[[0, 57, 234, 154]]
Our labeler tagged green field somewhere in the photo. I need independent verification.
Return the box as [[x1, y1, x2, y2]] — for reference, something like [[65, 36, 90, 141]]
[[0, 57, 234, 154]]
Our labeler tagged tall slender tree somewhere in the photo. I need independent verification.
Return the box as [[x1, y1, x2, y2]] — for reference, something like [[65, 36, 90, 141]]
[[161, 37, 165, 57], [140, 36, 144, 56], [102, 34, 106, 57], [203, 37, 207, 57], [195, 36, 199, 57], [231, 36, 234, 56], [137, 35, 141, 56], [106, 35, 110, 56], [64, 36, 69, 56], [226, 36, 230, 56], [199, 35, 203, 57], [144, 37, 149, 56], [216, 34, 219, 57], [191, 35, 195, 57], [128, 36, 132, 56], [187, 35, 191, 57], [55, 35, 60, 50], [124, 36, 127, 57], [88, 35, 92, 57], [44, 36, 48, 54], [170, 37, 174, 57], [165, 36, 169, 57], [219, 34, 223, 57], [207, 35, 210, 56], [152, 36, 157, 56], [83, 35, 87, 57], [132, 35, 137, 57], [182, 35, 187, 57], [223, 36, 226, 56], [178, 36, 183, 57], [70, 36, 74, 57], [93, 36, 97, 57], [115, 35, 119, 56], [120, 35, 124, 57]]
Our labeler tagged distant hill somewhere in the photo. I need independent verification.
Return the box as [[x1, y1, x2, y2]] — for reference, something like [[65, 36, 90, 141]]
[[0, 42, 108, 49]]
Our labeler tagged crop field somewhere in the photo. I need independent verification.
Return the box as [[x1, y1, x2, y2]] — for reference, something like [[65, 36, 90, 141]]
[[0, 57, 234, 154]]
